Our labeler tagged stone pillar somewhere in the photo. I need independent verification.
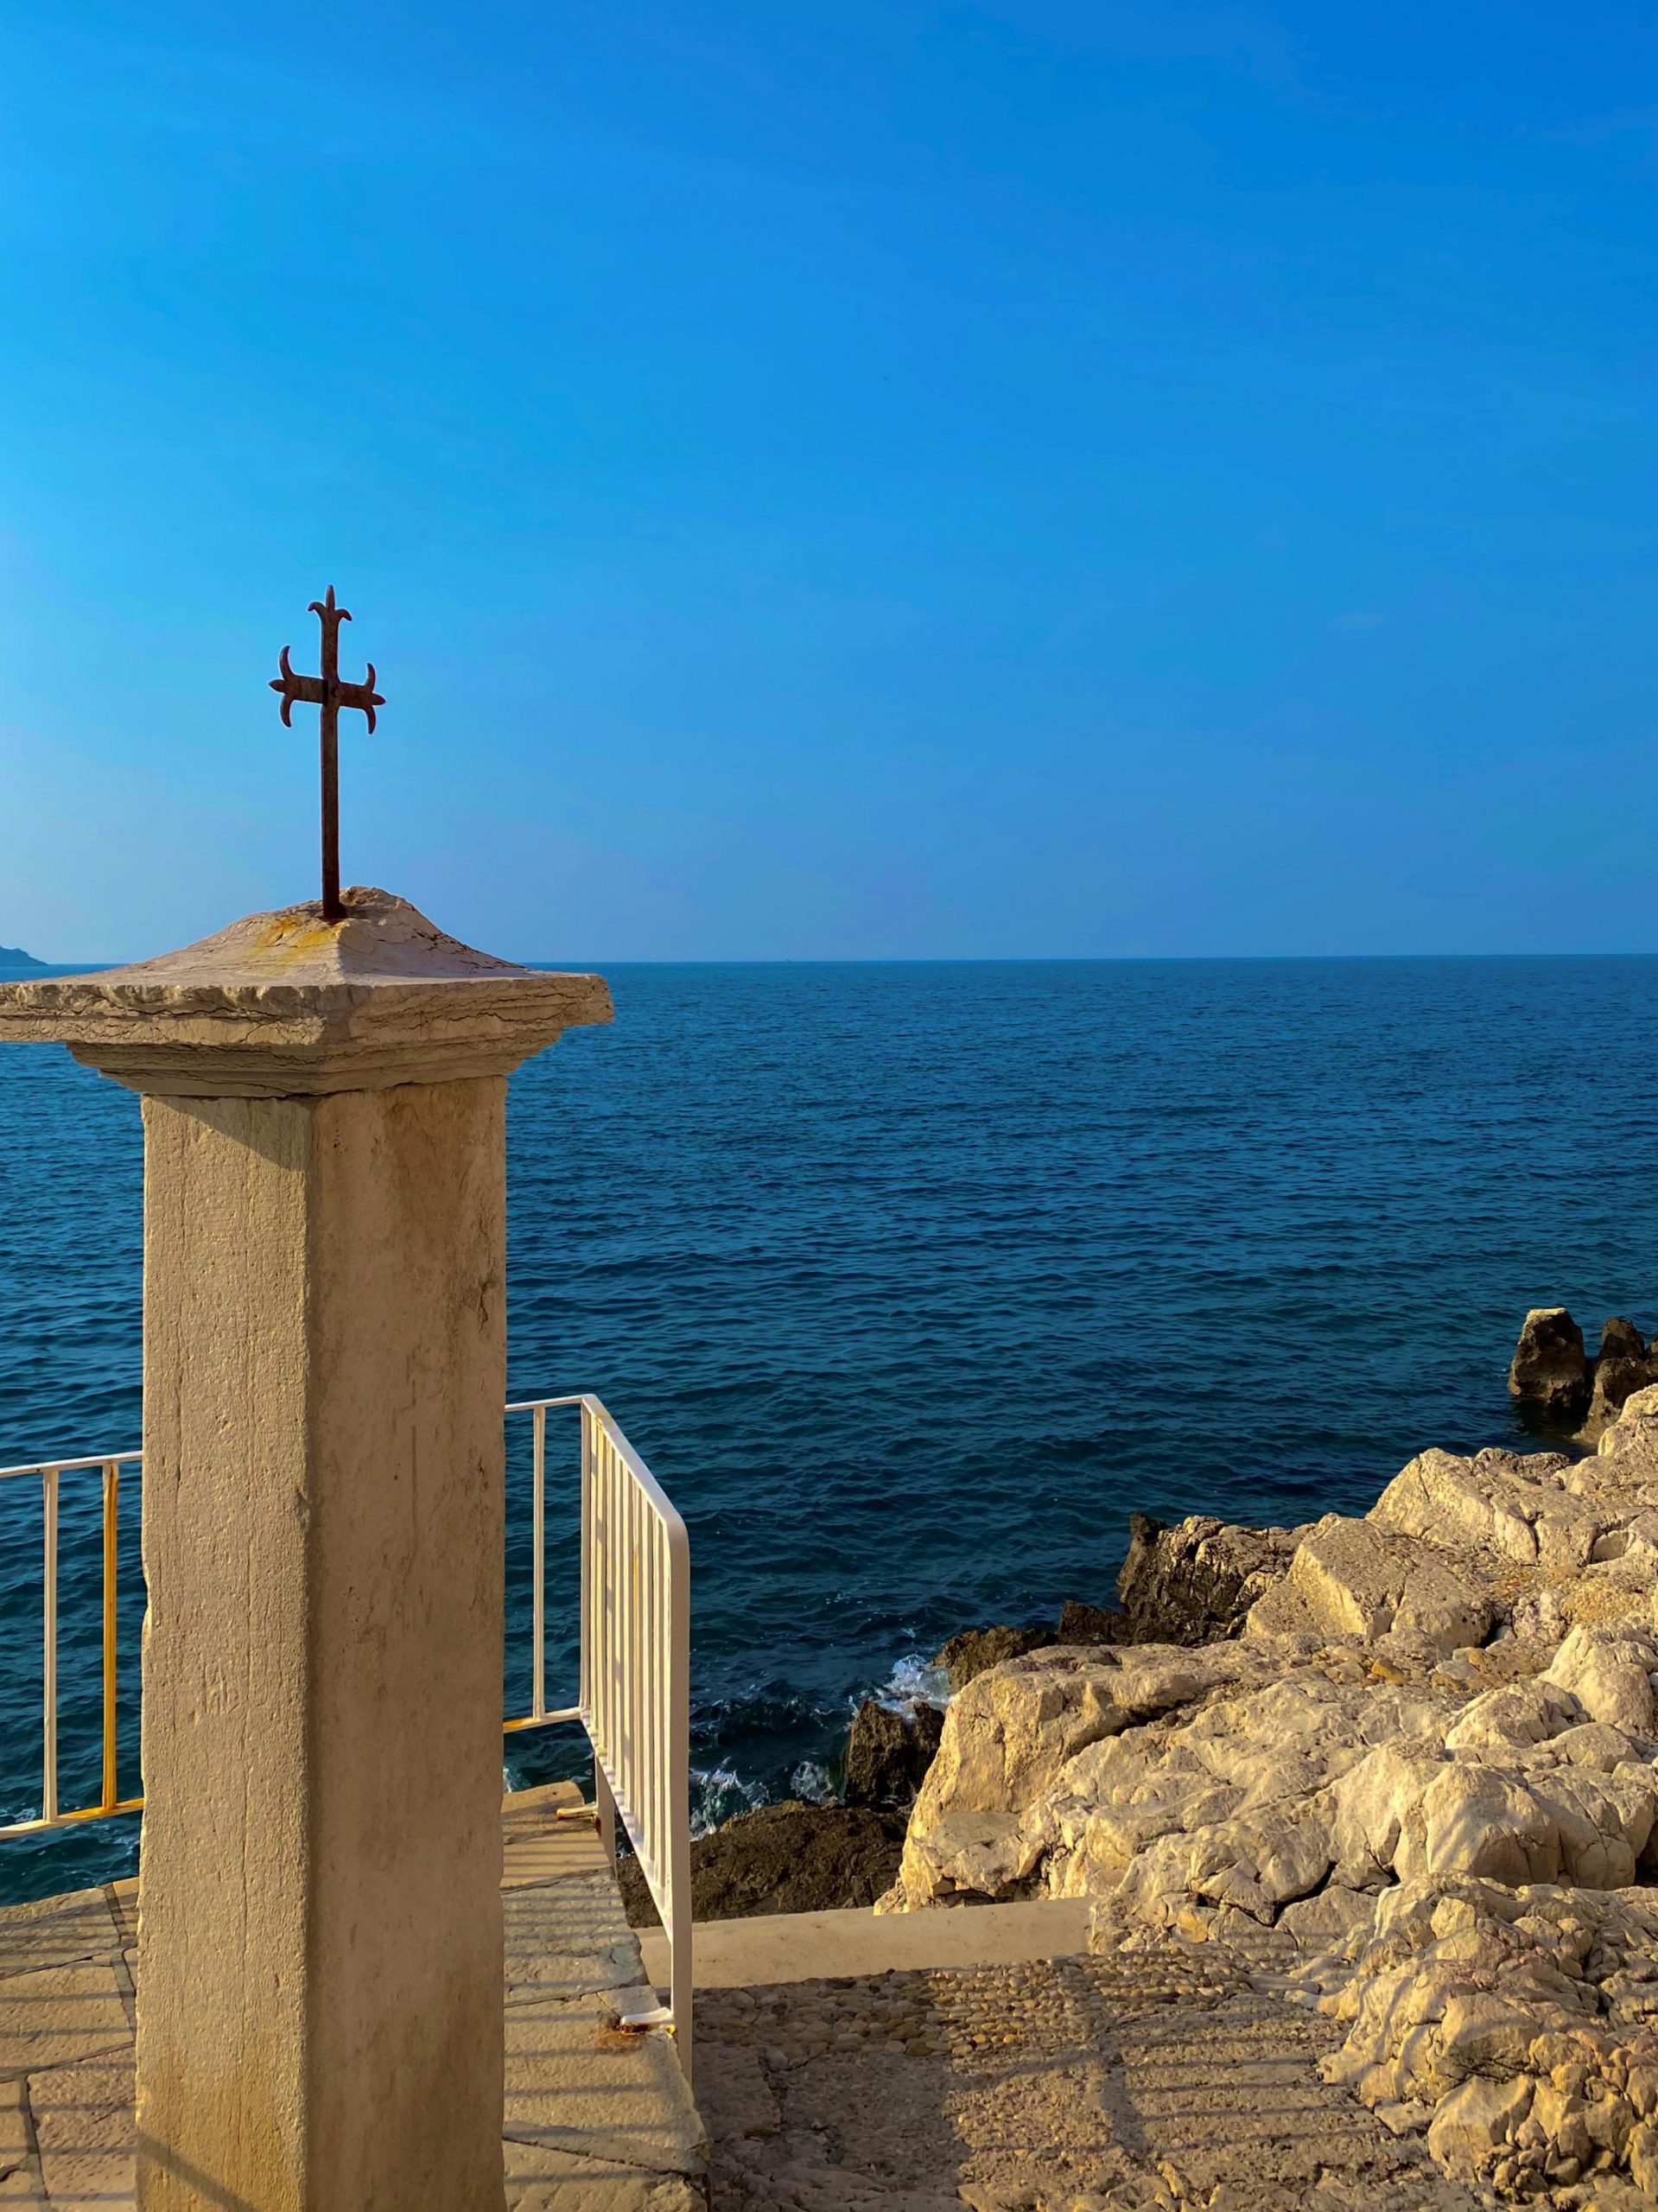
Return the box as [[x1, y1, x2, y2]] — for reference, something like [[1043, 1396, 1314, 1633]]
[[0, 889, 611, 2212]]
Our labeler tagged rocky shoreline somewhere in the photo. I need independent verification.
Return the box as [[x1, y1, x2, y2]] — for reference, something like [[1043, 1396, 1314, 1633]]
[[660, 1306, 1658, 2202]]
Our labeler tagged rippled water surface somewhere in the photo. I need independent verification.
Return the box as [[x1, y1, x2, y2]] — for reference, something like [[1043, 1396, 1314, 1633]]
[[3, 956, 1655, 1903]]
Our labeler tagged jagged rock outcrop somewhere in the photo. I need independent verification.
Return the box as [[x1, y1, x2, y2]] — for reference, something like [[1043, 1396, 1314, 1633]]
[[1115, 1510, 1299, 1643], [1509, 1307, 1592, 1423], [932, 1622, 1052, 1691], [883, 1384, 1658, 2202], [842, 1697, 944, 1807], [1507, 1306, 1657, 1442], [1586, 1319, 1658, 1442], [1056, 1597, 1120, 1643]]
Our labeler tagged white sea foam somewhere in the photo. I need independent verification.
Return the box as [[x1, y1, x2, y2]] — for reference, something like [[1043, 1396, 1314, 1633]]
[[789, 1759, 837, 1804], [870, 1649, 950, 1713], [689, 1764, 766, 1838]]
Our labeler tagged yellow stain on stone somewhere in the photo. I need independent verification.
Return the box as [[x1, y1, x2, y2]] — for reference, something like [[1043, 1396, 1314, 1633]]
[[251, 913, 344, 960]]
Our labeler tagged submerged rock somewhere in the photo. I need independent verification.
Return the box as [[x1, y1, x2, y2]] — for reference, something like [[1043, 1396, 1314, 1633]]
[[1508, 1306, 1591, 1423], [842, 1698, 943, 1807]]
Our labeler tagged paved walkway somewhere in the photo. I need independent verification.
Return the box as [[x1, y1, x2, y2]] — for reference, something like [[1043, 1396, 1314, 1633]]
[[686, 1944, 1486, 2212], [0, 1783, 706, 2209]]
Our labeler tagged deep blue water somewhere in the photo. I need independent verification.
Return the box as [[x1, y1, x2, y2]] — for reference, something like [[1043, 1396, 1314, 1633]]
[[3, 955, 1656, 1905]]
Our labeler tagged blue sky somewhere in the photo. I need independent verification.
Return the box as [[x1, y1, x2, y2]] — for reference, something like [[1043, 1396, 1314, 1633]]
[[2, 2, 1655, 960]]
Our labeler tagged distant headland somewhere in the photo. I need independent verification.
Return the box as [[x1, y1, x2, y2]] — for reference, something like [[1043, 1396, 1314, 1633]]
[[0, 946, 45, 969]]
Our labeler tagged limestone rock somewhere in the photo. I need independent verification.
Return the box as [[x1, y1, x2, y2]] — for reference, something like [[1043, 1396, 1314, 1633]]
[[1426, 2073, 1533, 2176], [1508, 1306, 1591, 1422], [890, 1641, 1263, 1910], [1589, 1357, 1658, 1440], [1579, 1322, 1658, 1441], [1370, 1444, 1574, 1567], [1629, 2118, 1658, 2194], [1055, 1598, 1121, 1643], [1604, 1318, 1649, 1363], [1115, 1512, 1298, 1643], [1278, 1514, 1492, 1652], [894, 1807, 1041, 1902], [842, 1700, 944, 1808], [1601, 1383, 1658, 1474], [885, 1332, 1658, 2196], [1420, 1762, 1560, 1885], [1543, 1624, 1658, 1738], [932, 1624, 1051, 1692]]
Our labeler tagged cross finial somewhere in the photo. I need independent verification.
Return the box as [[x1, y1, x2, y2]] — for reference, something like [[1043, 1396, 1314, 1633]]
[[270, 588, 385, 923]]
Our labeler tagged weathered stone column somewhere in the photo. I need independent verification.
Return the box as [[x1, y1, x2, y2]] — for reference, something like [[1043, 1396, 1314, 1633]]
[[0, 888, 611, 2212]]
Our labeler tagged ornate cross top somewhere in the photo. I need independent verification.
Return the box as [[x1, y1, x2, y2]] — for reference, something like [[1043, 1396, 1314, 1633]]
[[270, 587, 385, 923]]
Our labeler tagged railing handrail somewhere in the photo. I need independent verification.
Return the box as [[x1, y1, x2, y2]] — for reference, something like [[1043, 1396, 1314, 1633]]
[[0, 1448, 143, 1481]]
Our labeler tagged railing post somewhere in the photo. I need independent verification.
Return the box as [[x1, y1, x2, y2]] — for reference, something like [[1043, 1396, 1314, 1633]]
[[101, 1459, 119, 1810], [668, 1472, 693, 2088], [594, 1762, 618, 1870], [530, 1402, 546, 1722], [41, 1467, 58, 1827]]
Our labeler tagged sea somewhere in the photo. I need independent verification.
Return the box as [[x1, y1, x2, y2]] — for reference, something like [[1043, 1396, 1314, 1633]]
[[2, 954, 1655, 1907]]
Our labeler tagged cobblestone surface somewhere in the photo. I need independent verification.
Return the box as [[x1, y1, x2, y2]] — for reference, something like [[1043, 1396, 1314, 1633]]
[[695, 1950, 1490, 2211]]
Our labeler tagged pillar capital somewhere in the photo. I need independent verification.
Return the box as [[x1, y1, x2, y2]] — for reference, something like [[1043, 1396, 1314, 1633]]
[[0, 884, 611, 1096]]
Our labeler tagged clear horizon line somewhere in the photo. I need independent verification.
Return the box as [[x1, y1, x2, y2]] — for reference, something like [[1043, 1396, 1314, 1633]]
[[13, 947, 1658, 973]]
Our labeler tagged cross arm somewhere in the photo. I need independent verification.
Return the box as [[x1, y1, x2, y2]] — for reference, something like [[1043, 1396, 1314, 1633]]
[[270, 646, 326, 727], [334, 668, 385, 732]]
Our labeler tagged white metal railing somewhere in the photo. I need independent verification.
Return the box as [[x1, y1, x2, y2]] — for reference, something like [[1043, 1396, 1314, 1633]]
[[0, 1393, 693, 2078], [504, 1395, 693, 2082]]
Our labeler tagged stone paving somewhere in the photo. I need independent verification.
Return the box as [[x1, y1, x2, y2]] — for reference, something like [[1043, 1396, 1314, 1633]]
[[693, 1947, 1490, 2212], [0, 1783, 706, 2209]]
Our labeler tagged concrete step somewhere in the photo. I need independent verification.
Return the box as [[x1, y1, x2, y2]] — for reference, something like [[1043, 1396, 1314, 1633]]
[[639, 1895, 1092, 1990]]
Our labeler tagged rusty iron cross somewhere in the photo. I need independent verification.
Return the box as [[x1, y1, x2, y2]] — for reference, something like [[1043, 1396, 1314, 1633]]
[[270, 587, 385, 923]]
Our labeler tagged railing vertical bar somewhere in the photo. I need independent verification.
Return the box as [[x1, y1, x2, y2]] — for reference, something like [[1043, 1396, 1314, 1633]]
[[669, 1472, 693, 2087], [41, 1468, 59, 1827], [651, 1518, 662, 1885], [655, 1516, 667, 1888], [101, 1460, 119, 1810], [594, 1421, 606, 1751], [578, 1401, 592, 1725], [653, 1516, 664, 1883], [654, 1522, 667, 1902], [628, 1469, 643, 1861], [597, 1425, 612, 1759], [617, 1445, 629, 1815], [531, 1403, 547, 1721]]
